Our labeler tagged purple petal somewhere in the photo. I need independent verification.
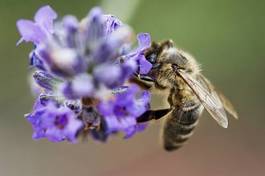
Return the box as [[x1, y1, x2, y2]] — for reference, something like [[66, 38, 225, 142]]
[[138, 54, 152, 74], [120, 117, 136, 138], [16, 20, 46, 44], [123, 126, 136, 139], [104, 115, 121, 132], [116, 85, 138, 106], [45, 128, 64, 142], [64, 116, 83, 142], [123, 123, 147, 139], [128, 93, 150, 117], [27, 101, 82, 143], [34, 5, 57, 33], [98, 101, 114, 117], [119, 58, 137, 84], [137, 33, 151, 51]]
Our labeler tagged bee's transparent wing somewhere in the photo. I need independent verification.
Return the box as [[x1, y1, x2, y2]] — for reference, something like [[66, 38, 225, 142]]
[[178, 70, 228, 128], [198, 74, 238, 119]]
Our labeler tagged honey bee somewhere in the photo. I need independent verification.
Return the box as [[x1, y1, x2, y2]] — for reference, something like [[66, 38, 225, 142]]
[[132, 40, 238, 151]]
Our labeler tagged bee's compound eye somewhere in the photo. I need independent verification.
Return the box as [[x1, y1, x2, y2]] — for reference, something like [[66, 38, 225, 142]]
[[147, 53, 157, 64]]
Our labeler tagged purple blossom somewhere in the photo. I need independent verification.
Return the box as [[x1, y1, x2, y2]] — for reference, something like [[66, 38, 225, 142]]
[[16, 5, 57, 45], [98, 85, 150, 138], [26, 98, 83, 142], [138, 54, 153, 74], [125, 33, 152, 74], [135, 33, 152, 74]]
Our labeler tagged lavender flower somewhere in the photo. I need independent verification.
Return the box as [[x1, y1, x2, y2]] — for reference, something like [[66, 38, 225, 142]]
[[98, 85, 150, 138], [26, 97, 83, 142], [17, 5, 152, 143], [16, 5, 57, 45], [128, 33, 153, 74]]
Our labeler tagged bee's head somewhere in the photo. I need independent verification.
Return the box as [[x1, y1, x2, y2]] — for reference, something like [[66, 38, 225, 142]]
[[145, 40, 200, 76], [139, 40, 200, 89]]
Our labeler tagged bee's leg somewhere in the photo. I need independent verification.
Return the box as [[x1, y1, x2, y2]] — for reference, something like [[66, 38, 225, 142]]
[[130, 74, 154, 90], [137, 108, 171, 123]]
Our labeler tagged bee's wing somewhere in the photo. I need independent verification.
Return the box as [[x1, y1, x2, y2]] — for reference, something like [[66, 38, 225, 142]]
[[177, 70, 228, 128], [198, 74, 238, 119]]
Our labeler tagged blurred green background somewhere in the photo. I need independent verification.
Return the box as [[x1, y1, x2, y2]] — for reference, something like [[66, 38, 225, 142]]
[[0, 0, 264, 175]]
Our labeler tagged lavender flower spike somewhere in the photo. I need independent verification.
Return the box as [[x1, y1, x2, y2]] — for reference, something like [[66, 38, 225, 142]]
[[18, 5, 153, 143]]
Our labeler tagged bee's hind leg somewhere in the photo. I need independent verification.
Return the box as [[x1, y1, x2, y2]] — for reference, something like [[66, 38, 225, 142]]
[[137, 109, 171, 123]]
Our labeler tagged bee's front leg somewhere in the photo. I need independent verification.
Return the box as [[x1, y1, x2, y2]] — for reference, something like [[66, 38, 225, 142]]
[[129, 74, 154, 90], [137, 109, 171, 123]]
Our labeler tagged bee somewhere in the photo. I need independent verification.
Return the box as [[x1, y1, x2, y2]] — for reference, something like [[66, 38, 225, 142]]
[[132, 40, 238, 151]]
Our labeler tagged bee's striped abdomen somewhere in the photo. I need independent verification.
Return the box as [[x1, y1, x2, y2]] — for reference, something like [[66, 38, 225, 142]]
[[162, 103, 203, 151]]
